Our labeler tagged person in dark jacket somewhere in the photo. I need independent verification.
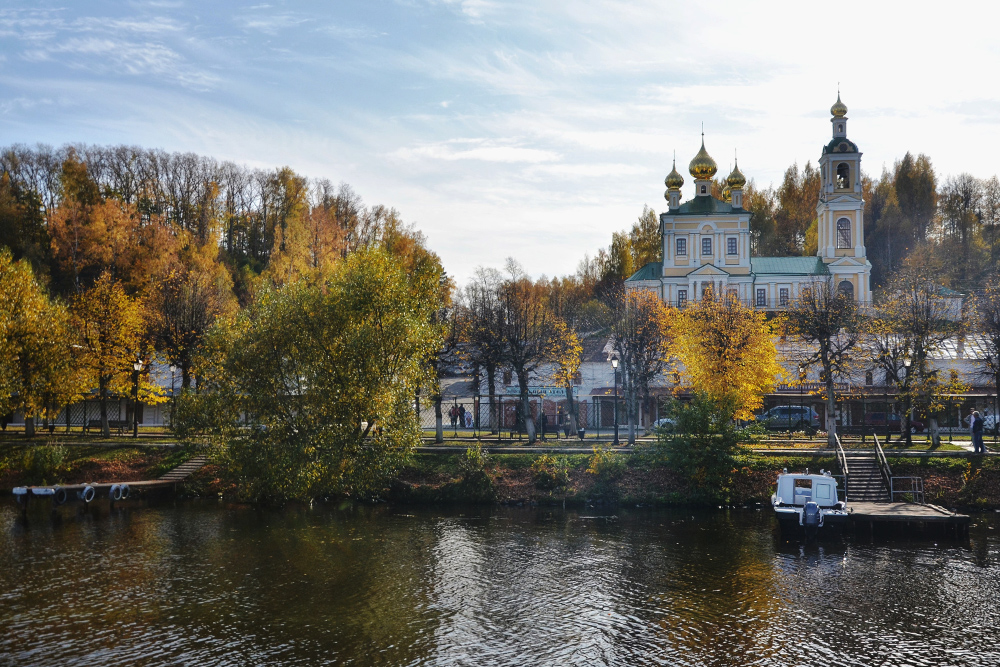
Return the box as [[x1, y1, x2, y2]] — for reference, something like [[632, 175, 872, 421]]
[[972, 410, 986, 453]]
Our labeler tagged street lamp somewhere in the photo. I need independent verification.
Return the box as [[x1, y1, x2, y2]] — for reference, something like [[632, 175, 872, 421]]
[[798, 365, 805, 439], [903, 358, 912, 444], [169, 365, 177, 430], [611, 357, 620, 446], [132, 359, 143, 439]]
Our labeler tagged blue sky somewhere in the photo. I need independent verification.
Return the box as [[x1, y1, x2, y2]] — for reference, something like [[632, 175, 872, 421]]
[[2, 1, 999, 284]]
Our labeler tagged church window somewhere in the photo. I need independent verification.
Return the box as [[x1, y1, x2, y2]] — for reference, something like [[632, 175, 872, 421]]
[[677, 290, 687, 307], [837, 218, 852, 248], [756, 288, 766, 307], [836, 163, 850, 189], [865, 371, 873, 386], [838, 124, 843, 133], [700, 185, 707, 194], [779, 288, 789, 306], [727, 237, 737, 255], [676, 238, 687, 256], [838, 280, 854, 300], [702, 237, 712, 256]]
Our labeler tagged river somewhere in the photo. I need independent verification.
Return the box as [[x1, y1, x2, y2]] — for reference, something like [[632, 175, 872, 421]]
[[1, 501, 998, 666]]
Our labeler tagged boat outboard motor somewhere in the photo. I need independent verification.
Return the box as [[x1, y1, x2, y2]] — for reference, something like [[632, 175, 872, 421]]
[[803, 501, 821, 534]]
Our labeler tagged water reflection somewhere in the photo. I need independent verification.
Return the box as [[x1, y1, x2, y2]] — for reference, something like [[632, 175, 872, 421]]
[[1, 502, 999, 666]]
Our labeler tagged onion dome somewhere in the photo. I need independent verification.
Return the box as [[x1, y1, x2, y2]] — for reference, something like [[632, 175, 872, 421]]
[[721, 184, 732, 203], [726, 160, 746, 189], [688, 136, 718, 180], [664, 158, 684, 190], [831, 92, 848, 118]]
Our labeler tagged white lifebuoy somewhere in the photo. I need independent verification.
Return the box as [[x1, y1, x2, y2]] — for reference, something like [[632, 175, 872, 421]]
[[119, 484, 130, 500], [80, 486, 96, 503], [54, 487, 68, 505], [110, 484, 122, 501]]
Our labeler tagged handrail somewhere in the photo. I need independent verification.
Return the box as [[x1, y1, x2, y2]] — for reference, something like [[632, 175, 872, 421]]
[[872, 434, 893, 497], [890, 476, 925, 504], [835, 433, 849, 501]]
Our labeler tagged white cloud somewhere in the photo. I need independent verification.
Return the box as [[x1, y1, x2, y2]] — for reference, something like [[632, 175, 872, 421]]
[[391, 140, 560, 164]]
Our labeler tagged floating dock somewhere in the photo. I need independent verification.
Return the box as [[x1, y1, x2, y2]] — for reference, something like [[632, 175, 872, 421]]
[[11, 454, 208, 510], [848, 501, 969, 539]]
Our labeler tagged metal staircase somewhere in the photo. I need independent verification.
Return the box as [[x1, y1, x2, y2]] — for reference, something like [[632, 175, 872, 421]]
[[843, 451, 890, 502]]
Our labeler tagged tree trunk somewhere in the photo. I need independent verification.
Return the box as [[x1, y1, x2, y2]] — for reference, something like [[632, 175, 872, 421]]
[[627, 387, 637, 445], [434, 395, 443, 443], [929, 416, 941, 447], [486, 365, 497, 435], [181, 361, 192, 389], [25, 416, 35, 438], [564, 383, 578, 435], [518, 371, 536, 444], [100, 376, 110, 437]]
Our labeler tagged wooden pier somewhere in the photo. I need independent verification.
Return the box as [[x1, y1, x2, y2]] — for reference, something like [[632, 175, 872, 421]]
[[848, 501, 969, 538], [12, 454, 208, 509]]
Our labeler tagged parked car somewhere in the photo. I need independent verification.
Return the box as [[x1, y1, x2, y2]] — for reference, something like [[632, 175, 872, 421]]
[[644, 417, 676, 434], [757, 406, 820, 432], [864, 412, 925, 433]]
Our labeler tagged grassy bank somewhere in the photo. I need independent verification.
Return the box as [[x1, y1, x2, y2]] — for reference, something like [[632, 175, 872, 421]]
[[0, 444, 192, 489]]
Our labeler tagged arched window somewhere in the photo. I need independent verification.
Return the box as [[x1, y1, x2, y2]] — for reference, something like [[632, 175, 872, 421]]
[[836, 163, 850, 189], [700, 185, 707, 194], [837, 218, 852, 248], [838, 280, 854, 300]]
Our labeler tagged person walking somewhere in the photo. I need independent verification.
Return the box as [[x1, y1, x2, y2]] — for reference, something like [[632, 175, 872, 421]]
[[972, 410, 986, 454], [458, 405, 466, 430], [449, 404, 458, 429]]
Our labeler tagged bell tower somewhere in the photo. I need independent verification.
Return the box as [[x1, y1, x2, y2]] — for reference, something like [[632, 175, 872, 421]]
[[816, 92, 871, 303]]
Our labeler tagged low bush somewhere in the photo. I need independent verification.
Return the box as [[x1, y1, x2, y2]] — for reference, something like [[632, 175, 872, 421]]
[[22, 444, 66, 485], [531, 454, 570, 491]]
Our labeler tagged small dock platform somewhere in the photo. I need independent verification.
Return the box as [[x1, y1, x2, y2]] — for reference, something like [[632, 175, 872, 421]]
[[12, 454, 208, 509], [849, 501, 969, 538]]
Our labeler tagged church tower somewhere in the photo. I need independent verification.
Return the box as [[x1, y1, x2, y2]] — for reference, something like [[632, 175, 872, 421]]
[[816, 93, 872, 303]]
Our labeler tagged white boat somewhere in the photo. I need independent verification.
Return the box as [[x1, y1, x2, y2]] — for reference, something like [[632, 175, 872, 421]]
[[771, 470, 849, 535]]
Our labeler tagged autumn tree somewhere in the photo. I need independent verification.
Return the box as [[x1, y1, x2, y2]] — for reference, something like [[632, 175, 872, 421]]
[[609, 288, 674, 444], [784, 280, 860, 445], [497, 261, 563, 444], [866, 267, 961, 445], [548, 318, 583, 435], [72, 272, 159, 436], [457, 268, 507, 433], [0, 250, 82, 435], [672, 294, 785, 421], [155, 234, 237, 388], [188, 248, 442, 502], [969, 282, 1000, 431]]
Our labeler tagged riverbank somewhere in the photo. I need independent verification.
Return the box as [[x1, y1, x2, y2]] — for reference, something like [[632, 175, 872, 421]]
[[3, 443, 1000, 510]]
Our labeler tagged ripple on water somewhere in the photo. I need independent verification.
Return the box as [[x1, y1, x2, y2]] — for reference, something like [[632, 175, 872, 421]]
[[1, 505, 1000, 666]]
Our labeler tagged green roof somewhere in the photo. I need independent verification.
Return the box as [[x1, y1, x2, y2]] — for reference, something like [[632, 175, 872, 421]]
[[823, 137, 858, 155], [626, 261, 662, 282], [673, 196, 741, 215], [751, 257, 830, 276]]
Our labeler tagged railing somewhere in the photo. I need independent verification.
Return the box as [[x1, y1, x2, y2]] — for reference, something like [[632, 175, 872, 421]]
[[890, 477, 925, 504], [872, 434, 893, 498], [835, 433, 849, 501]]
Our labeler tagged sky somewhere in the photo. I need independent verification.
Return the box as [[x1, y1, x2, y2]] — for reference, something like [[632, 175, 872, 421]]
[[2, 1, 1000, 284]]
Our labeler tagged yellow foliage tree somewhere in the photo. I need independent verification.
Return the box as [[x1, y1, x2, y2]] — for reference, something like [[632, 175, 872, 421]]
[[72, 272, 163, 436], [548, 318, 583, 434], [0, 250, 83, 435], [673, 295, 785, 420]]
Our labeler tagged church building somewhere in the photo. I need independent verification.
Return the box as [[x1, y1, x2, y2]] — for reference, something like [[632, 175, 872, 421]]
[[626, 95, 872, 307]]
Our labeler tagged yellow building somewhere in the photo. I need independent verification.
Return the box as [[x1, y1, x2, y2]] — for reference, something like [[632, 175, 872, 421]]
[[626, 95, 872, 307]]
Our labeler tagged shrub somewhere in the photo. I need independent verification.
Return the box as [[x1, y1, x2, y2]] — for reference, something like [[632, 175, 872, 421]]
[[531, 454, 570, 491], [458, 443, 495, 501], [587, 445, 626, 501], [22, 444, 66, 485]]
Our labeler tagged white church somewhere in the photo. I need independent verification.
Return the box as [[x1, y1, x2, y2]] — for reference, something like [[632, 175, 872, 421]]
[[626, 94, 872, 307]]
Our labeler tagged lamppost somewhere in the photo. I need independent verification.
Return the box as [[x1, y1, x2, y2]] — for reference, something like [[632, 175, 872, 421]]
[[611, 357, 620, 446], [169, 365, 177, 429], [798, 365, 805, 439], [903, 358, 912, 444], [132, 359, 143, 439]]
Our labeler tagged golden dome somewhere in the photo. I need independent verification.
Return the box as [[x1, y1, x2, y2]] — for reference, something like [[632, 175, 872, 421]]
[[726, 160, 746, 188], [722, 184, 732, 203], [688, 136, 718, 180], [664, 158, 684, 190], [831, 92, 848, 118]]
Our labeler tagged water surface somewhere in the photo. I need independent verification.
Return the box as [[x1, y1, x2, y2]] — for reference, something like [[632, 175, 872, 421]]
[[1, 501, 998, 666]]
